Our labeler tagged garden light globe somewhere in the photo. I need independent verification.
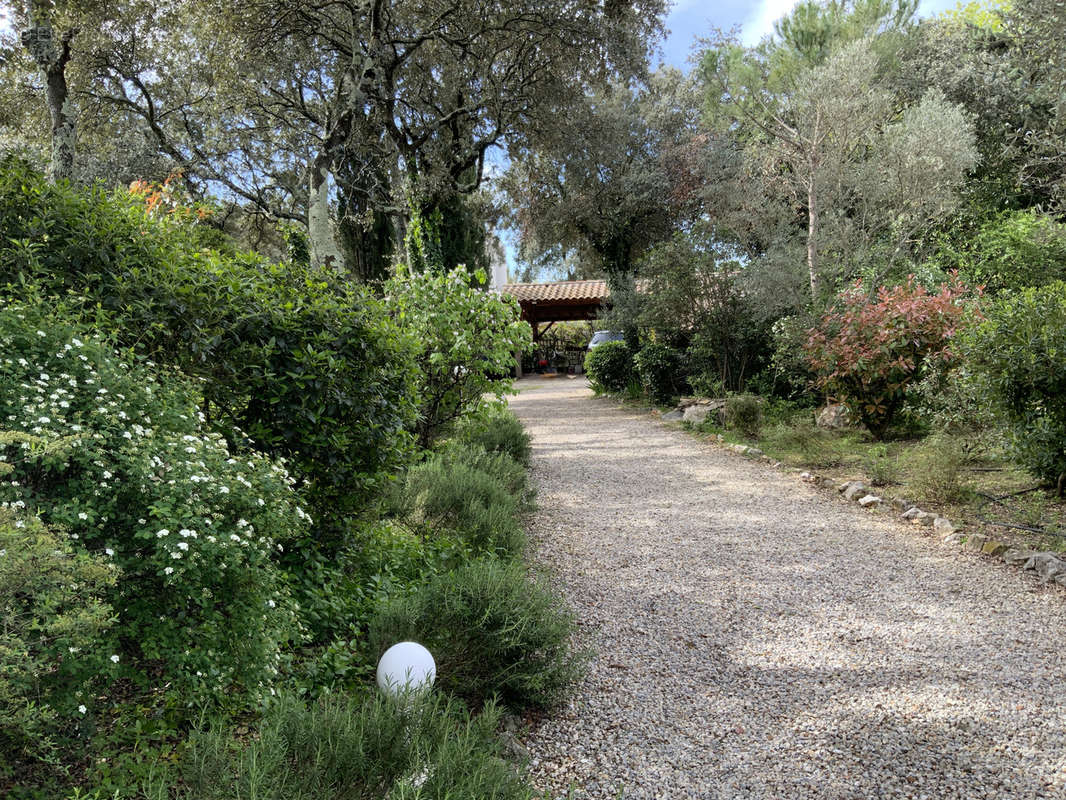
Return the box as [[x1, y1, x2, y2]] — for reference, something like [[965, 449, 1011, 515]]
[[376, 641, 436, 695]]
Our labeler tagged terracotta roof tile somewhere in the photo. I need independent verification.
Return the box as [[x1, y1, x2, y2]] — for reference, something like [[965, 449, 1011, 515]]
[[500, 280, 609, 303]]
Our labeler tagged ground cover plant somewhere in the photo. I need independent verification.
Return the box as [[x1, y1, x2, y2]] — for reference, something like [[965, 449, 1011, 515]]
[[176, 692, 533, 800]]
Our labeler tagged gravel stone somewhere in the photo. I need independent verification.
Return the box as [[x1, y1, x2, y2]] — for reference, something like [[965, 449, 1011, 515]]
[[509, 377, 1066, 800]]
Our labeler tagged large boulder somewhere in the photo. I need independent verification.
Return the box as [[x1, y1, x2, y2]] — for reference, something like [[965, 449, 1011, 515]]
[[682, 399, 726, 425], [816, 403, 852, 430]]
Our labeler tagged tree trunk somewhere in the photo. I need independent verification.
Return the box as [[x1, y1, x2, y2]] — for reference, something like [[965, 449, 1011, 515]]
[[806, 178, 819, 301], [308, 154, 344, 270], [21, 6, 76, 182]]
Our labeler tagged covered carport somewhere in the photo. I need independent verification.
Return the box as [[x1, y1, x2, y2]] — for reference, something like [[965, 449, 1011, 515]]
[[499, 280, 611, 377]]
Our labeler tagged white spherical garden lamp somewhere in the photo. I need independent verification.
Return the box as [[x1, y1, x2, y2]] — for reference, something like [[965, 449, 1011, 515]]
[[376, 641, 436, 696]]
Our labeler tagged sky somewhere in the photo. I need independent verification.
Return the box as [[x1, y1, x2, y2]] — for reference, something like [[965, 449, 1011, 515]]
[[657, 0, 963, 71]]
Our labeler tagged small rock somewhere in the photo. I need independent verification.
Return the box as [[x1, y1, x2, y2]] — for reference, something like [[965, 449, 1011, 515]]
[[843, 483, 867, 501], [746, 447, 764, 457], [890, 498, 910, 511], [901, 507, 922, 520], [941, 532, 965, 545], [932, 517, 955, 535], [816, 403, 852, 430], [837, 482, 852, 493], [981, 540, 1008, 557], [1002, 548, 1032, 566], [1056, 573, 1066, 588], [661, 409, 684, 422], [800, 471, 813, 481], [858, 495, 882, 508], [1023, 552, 1066, 582], [913, 511, 936, 526], [965, 534, 989, 552]]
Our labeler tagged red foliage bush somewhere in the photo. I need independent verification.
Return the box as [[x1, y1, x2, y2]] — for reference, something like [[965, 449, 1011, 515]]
[[804, 277, 974, 439]]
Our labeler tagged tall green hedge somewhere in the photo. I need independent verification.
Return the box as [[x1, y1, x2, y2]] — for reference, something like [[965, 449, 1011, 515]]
[[0, 157, 417, 527]]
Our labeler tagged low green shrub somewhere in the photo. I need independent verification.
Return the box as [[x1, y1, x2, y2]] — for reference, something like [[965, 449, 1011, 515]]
[[905, 437, 968, 504], [386, 267, 531, 448], [369, 557, 583, 712], [436, 442, 535, 512], [634, 342, 686, 405], [454, 407, 532, 468], [0, 297, 302, 711], [584, 340, 632, 393], [398, 449, 525, 556], [723, 394, 764, 438], [863, 446, 900, 487], [289, 519, 478, 693], [178, 692, 532, 800], [960, 281, 1066, 489], [0, 508, 117, 768]]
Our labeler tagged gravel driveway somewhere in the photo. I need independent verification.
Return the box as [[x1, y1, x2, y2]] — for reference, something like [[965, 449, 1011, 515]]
[[508, 376, 1066, 800]]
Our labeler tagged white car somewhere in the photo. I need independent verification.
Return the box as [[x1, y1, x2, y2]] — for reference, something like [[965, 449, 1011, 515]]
[[587, 330, 625, 350]]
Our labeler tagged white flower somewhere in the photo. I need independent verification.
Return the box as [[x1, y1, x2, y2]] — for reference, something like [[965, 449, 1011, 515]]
[[156, 529, 169, 538], [218, 486, 229, 494], [164, 566, 174, 575], [105, 548, 114, 556], [110, 654, 120, 663], [78, 512, 88, 520], [266, 599, 276, 608], [230, 534, 241, 542], [179, 528, 196, 538], [36, 330, 46, 337], [177, 541, 189, 551], [171, 551, 182, 559], [102, 470, 112, 479], [78, 705, 87, 714]]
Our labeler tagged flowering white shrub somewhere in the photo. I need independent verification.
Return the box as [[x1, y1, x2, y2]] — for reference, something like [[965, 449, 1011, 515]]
[[0, 298, 309, 711]]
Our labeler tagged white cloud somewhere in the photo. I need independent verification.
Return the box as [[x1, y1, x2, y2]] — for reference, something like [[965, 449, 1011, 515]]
[[741, 0, 802, 46]]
